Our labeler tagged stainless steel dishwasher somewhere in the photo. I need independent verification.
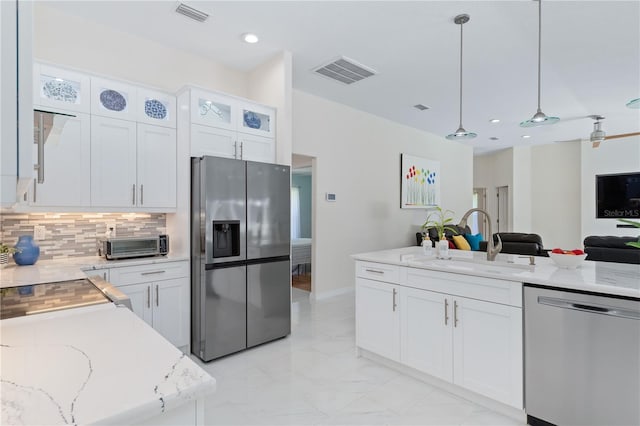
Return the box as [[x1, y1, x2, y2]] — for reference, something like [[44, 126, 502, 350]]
[[524, 284, 640, 426]]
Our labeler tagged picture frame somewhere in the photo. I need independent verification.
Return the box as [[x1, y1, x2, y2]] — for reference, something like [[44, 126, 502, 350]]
[[400, 154, 440, 209]]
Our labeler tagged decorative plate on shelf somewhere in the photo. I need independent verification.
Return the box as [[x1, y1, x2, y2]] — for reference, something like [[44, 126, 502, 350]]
[[42, 80, 78, 103], [243, 111, 262, 129], [100, 89, 127, 112], [144, 99, 167, 119]]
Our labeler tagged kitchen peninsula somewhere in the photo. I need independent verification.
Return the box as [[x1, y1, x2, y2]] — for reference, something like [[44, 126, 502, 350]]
[[0, 258, 215, 425], [352, 246, 640, 423]]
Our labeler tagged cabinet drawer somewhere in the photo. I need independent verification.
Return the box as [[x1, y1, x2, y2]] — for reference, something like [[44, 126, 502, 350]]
[[356, 261, 404, 284], [406, 268, 522, 307], [110, 261, 188, 286]]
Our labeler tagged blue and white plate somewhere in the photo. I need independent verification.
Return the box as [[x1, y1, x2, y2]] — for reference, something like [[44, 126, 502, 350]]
[[42, 80, 78, 103], [100, 89, 127, 112], [243, 111, 262, 129], [145, 99, 167, 120]]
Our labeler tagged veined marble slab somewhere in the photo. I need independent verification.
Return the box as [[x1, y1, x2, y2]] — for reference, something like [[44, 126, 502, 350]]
[[0, 304, 215, 425], [353, 246, 640, 299], [0, 255, 189, 288]]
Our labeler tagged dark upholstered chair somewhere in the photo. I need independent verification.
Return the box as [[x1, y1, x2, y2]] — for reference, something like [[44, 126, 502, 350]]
[[583, 235, 640, 264], [490, 232, 548, 257]]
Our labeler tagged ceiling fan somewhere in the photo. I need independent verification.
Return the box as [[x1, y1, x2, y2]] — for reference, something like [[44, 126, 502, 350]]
[[556, 115, 640, 148]]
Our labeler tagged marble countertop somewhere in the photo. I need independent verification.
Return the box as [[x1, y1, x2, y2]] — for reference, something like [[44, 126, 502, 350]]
[[353, 246, 640, 299], [1, 303, 215, 425], [0, 255, 189, 288]]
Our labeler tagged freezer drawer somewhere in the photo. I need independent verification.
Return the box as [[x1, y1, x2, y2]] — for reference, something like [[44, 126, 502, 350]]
[[524, 285, 640, 426], [197, 265, 247, 361], [247, 259, 291, 347]]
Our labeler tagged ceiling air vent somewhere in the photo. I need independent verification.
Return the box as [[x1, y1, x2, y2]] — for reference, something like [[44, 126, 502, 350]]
[[175, 2, 209, 23], [313, 57, 376, 85], [413, 104, 430, 111]]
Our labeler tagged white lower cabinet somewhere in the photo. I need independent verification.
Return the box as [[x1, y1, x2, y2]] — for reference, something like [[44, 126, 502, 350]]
[[355, 261, 523, 410], [355, 278, 400, 362], [109, 261, 189, 349]]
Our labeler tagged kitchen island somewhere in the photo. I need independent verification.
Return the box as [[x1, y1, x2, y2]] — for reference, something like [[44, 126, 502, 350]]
[[352, 246, 640, 421], [1, 256, 215, 425]]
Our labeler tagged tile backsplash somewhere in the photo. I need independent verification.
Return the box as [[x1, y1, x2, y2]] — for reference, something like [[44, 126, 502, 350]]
[[0, 213, 166, 260]]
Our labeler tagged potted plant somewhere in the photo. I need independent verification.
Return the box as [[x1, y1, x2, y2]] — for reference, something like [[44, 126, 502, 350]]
[[422, 206, 458, 258], [0, 243, 20, 267], [618, 219, 640, 248]]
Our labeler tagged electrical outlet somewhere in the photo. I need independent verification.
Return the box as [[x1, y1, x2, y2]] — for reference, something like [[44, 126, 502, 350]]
[[106, 222, 116, 237], [34, 225, 46, 241]]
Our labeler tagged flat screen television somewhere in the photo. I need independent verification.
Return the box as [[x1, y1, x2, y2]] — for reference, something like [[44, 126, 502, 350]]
[[596, 172, 640, 219]]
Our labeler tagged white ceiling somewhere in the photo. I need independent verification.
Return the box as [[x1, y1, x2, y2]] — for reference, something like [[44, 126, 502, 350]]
[[46, 1, 640, 155]]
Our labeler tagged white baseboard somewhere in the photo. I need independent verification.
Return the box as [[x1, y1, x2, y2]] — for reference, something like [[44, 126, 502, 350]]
[[310, 286, 354, 301]]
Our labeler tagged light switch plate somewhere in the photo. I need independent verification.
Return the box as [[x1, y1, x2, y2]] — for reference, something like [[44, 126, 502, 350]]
[[34, 225, 46, 241]]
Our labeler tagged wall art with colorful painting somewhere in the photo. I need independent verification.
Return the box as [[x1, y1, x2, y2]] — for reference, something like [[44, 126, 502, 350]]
[[400, 154, 440, 209]]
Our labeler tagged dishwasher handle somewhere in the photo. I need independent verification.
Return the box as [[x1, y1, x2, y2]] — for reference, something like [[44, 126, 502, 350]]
[[538, 296, 640, 320]]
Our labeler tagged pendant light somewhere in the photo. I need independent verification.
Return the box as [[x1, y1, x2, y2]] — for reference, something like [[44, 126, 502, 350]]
[[520, 0, 559, 127], [446, 14, 477, 140]]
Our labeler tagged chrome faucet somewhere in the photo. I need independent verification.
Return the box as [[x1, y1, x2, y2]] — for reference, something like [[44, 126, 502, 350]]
[[457, 208, 502, 261]]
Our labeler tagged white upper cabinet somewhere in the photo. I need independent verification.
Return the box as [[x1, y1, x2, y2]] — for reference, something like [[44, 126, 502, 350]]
[[239, 103, 275, 138], [29, 110, 91, 207], [34, 63, 90, 113], [190, 89, 237, 131], [181, 86, 276, 163], [90, 116, 137, 208], [137, 87, 176, 128], [91, 77, 137, 121], [136, 124, 176, 209]]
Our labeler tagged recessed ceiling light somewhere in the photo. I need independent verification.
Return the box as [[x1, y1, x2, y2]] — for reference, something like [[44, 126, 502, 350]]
[[521, 135, 531, 139], [413, 104, 430, 111], [243, 33, 259, 44], [489, 119, 500, 123], [489, 137, 499, 141]]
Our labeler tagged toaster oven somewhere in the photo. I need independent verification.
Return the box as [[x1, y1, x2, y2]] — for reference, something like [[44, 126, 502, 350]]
[[102, 235, 168, 260]]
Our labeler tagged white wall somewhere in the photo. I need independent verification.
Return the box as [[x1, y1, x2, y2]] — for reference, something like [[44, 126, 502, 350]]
[[511, 146, 532, 232], [293, 90, 473, 299], [34, 4, 247, 96], [248, 52, 293, 166], [530, 141, 582, 249], [581, 135, 640, 238]]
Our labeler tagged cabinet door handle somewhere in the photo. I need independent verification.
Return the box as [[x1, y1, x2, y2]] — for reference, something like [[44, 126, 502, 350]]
[[240, 141, 244, 159], [141, 270, 166, 276], [454, 300, 459, 327], [132, 184, 136, 205], [392, 288, 397, 312], [34, 112, 45, 183], [234, 141, 238, 158], [103, 272, 107, 280], [156, 285, 159, 307], [140, 184, 144, 205], [444, 298, 449, 325], [147, 285, 150, 309], [33, 178, 37, 203], [365, 269, 384, 274]]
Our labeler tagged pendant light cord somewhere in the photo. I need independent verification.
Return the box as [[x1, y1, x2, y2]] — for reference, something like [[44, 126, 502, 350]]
[[459, 20, 464, 128], [537, 0, 542, 112]]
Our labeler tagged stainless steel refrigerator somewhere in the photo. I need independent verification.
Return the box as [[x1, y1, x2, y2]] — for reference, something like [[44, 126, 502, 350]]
[[191, 156, 291, 362]]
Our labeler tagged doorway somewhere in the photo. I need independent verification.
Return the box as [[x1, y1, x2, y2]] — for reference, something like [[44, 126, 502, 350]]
[[291, 154, 313, 293], [471, 187, 488, 237]]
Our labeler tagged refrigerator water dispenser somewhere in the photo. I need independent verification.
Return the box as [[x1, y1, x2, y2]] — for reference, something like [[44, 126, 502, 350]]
[[212, 220, 240, 258]]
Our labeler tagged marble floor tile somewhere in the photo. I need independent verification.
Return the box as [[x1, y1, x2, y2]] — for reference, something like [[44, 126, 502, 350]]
[[197, 288, 526, 425]]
